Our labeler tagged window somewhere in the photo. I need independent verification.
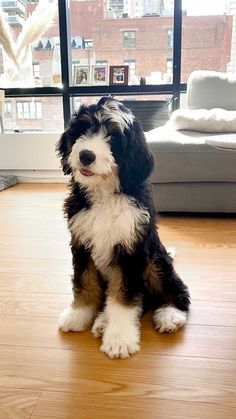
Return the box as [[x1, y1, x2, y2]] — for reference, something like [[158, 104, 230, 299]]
[[166, 58, 173, 75], [167, 29, 173, 48], [4, 101, 12, 119], [33, 63, 40, 78], [0, 1, 61, 89], [17, 101, 42, 120], [0, 0, 233, 131], [181, 0, 231, 82], [124, 60, 137, 84], [8, 97, 63, 132], [123, 31, 136, 48], [69, 0, 174, 88], [165, 58, 173, 83], [84, 39, 93, 49], [96, 60, 108, 65]]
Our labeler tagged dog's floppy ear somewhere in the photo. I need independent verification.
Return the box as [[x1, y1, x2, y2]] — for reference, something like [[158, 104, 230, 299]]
[[117, 118, 155, 193], [56, 126, 76, 175], [56, 106, 93, 175]]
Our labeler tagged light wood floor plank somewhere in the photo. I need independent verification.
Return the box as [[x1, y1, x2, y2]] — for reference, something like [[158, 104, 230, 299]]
[[31, 392, 236, 419], [0, 292, 235, 327], [1, 268, 236, 301], [0, 184, 236, 419], [0, 257, 70, 274], [1, 346, 236, 404], [0, 315, 236, 360], [0, 387, 41, 419], [0, 272, 71, 294]]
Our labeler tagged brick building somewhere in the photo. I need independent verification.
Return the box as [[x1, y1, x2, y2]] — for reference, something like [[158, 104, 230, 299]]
[[21, 2, 232, 85], [80, 14, 232, 83], [29, 9, 233, 85]]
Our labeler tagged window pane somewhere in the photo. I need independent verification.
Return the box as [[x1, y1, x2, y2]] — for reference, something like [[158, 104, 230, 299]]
[[70, 0, 174, 86], [33, 62, 40, 80], [36, 101, 42, 119], [4, 97, 63, 132], [4, 101, 12, 118], [29, 101, 36, 119], [181, 0, 234, 82], [16, 102, 23, 120], [0, 1, 61, 88], [123, 31, 136, 48]]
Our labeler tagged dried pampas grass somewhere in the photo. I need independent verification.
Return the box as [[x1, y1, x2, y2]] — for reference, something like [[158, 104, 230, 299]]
[[16, 0, 57, 65], [0, 0, 57, 75], [0, 8, 18, 68]]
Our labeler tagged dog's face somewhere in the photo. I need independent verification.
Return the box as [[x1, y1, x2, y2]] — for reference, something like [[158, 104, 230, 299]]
[[57, 97, 154, 192]]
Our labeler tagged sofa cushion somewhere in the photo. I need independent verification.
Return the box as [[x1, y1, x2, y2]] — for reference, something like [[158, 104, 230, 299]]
[[152, 182, 236, 213], [168, 108, 236, 133], [187, 70, 236, 110], [145, 127, 236, 183], [206, 137, 236, 151]]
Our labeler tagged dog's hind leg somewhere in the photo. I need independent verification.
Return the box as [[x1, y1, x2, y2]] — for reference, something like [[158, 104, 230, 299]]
[[59, 245, 104, 332], [146, 243, 190, 333]]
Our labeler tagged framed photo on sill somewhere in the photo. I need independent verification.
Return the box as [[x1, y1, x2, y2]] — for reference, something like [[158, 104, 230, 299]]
[[109, 65, 129, 85], [74, 65, 90, 85], [91, 65, 108, 85]]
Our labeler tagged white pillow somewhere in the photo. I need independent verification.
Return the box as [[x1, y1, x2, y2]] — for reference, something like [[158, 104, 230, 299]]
[[168, 108, 236, 133]]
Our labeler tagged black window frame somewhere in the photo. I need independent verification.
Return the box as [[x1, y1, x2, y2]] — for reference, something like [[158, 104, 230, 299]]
[[4, 0, 185, 129]]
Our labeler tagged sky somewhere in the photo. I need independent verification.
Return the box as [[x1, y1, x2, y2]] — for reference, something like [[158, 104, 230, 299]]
[[182, 0, 227, 15]]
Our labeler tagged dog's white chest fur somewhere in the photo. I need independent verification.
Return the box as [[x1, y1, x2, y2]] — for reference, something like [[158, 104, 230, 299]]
[[69, 193, 149, 272]]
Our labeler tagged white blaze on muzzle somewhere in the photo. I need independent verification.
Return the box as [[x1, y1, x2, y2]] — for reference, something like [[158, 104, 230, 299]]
[[69, 130, 115, 177]]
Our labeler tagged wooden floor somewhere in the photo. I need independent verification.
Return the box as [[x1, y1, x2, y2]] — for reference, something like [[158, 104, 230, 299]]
[[0, 184, 236, 419]]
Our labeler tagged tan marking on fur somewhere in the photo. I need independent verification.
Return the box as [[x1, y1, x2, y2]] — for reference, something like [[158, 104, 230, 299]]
[[80, 113, 93, 124], [105, 120, 122, 133], [73, 261, 103, 308], [101, 166, 119, 184], [107, 265, 139, 306], [145, 261, 162, 294], [106, 266, 123, 300]]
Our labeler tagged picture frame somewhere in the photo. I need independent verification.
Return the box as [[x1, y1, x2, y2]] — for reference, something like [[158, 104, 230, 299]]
[[109, 65, 129, 86], [91, 65, 108, 85], [73, 65, 90, 85]]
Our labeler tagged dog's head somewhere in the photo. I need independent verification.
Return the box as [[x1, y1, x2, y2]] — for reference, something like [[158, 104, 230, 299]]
[[56, 97, 154, 193]]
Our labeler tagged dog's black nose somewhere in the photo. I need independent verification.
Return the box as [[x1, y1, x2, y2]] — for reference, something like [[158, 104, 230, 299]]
[[79, 149, 96, 166]]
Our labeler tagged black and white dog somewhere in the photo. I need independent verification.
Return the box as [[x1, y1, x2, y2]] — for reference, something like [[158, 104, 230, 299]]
[[57, 97, 190, 359]]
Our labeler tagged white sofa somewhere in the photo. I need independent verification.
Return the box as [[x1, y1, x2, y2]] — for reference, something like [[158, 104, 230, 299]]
[[146, 70, 236, 212]]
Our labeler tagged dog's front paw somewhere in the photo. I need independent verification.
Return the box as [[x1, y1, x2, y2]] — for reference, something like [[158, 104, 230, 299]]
[[92, 311, 107, 338], [153, 306, 187, 333], [100, 330, 140, 359], [59, 305, 96, 332]]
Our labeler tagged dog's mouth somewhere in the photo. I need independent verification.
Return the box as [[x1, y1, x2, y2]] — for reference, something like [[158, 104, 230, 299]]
[[79, 168, 95, 177]]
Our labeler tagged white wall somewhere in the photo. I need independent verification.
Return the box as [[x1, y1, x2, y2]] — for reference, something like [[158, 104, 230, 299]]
[[0, 133, 67, 182]]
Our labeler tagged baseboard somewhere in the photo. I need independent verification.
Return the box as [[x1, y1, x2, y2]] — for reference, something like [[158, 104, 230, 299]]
[[0, 170, 68, 183]]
